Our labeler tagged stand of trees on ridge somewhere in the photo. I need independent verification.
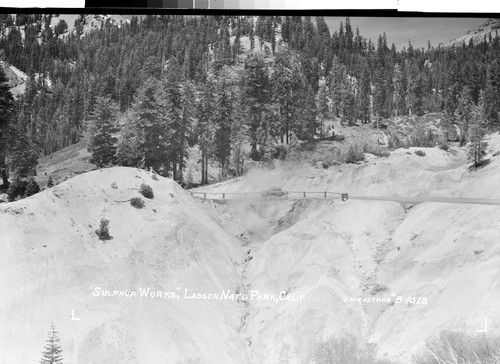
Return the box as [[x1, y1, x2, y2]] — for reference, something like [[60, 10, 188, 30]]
[[0, 15, 499, 187]]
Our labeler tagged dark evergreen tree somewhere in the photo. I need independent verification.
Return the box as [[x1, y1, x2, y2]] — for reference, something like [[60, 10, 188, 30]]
[[163, 57, 183, 180], [358, 62, 372, 123], [373, 33, 391, 119], [242, 54, 269, 159], [299, 83, 318, 140], [316, 84, 330, 139], [455, 85, 474, 146], [230, 90, 248, 176], [412, 74, 425, 116], [341, 82, 357, 126], [88, 96, 119, 168], [197, 80, 215, 184], [327, 56, 347, 118], [249, 18, 255, 51], [468, 95, 488, 167], [392, 62, 404, 116], [116, 114, 142, 168], [0, 61, 14, 186], [272, 49, 300, 144], [7, 115, 39, 179], [483, 60, 500, 124], [127, 77, 170, 174], [177, 80, 196, 183], [213, 79, 232, 176]]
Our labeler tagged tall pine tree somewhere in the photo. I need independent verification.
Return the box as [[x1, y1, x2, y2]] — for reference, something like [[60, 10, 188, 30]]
[[242, 54, 269, 159], [213, 79, 233, 176], [230, 89, 248, 176], [197, 80, 215, 184], [0, 59, 14, 186], [88, 96, 119, 168]]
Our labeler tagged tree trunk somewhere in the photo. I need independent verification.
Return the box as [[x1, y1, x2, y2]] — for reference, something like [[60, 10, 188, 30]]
[[220, 159, 226, 180], [201, 148, 206, 185], [285, 115, 289, 144], [172, 161, 177, 181], [204, 154, 208, 185], [178, 131, 185, 183], [1, 168, 8, 188], [0, 155, 8, 187]]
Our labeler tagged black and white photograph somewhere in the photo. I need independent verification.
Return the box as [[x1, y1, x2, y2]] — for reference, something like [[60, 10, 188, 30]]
[[1, 8, 500, 364]]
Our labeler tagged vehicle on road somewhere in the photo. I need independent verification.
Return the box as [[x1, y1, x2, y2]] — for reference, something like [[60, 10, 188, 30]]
[[261, 187, 288, 198]]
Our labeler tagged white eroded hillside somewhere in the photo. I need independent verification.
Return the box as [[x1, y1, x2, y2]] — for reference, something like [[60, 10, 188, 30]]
[[195, 133, 500, 362], [198, 134, 500, 200], [3, 134, 500, 363], [0, 167, 249, 363]]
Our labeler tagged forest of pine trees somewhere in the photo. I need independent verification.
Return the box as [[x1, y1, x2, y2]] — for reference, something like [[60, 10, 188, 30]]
[[1, 14, 500, 186]]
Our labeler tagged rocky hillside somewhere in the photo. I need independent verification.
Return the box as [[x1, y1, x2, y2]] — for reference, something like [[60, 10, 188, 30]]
[[441, 18, 500, 47]]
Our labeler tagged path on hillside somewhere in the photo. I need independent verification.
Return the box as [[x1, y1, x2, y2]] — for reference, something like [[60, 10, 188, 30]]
[[349, 195, 500, 206], [191, 191, 500, 206]]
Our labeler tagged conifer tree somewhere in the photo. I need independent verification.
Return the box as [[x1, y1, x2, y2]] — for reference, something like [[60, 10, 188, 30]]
[[242, 54, 269, 159], [7, 117, 39, 179], [341, 82, 357, 126], [412, 74, 425, 116], [444, 60, 462, 117], [249, 18, 255, 52], [300, 82, 318, 141], [128, 78, 170, 174], [221, 19, 232, 65], [327, 56, 347, 118], [468, 95, 488, 167], [232, 21, 242, 63], [197, 80, 215, 184], [455, 86, 474, 146], [258, 113, 275, 164], [358, 62, 372, 123], [116, 114, 142, 168], [316, 84, 330, 139], [392, 63, 404, 117], [272, 49, 295, 143], [177, 80, 196, 182], [213, 79, 232, 176], [483, 60, 500, 124], [163, 57, 183, 180], [40, 323, 63, 364], [271, 17, 277, 54], [230, 90, 248, 176], [88, 96, 119, 168], [0, 59, 14, 186]]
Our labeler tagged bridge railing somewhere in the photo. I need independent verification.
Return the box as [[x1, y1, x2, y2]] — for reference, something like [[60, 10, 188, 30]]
[[189, 191, 349, 201]]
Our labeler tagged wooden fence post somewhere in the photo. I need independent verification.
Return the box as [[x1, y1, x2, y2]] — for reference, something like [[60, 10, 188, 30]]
[[303, 192, 306, 198], [324, 191, 327, 198], [223, 193, 225, 199]]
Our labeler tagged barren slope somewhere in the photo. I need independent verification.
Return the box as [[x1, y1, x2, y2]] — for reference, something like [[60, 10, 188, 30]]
[[0, 167, 248, 363], [196, 133, 500, 362]]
